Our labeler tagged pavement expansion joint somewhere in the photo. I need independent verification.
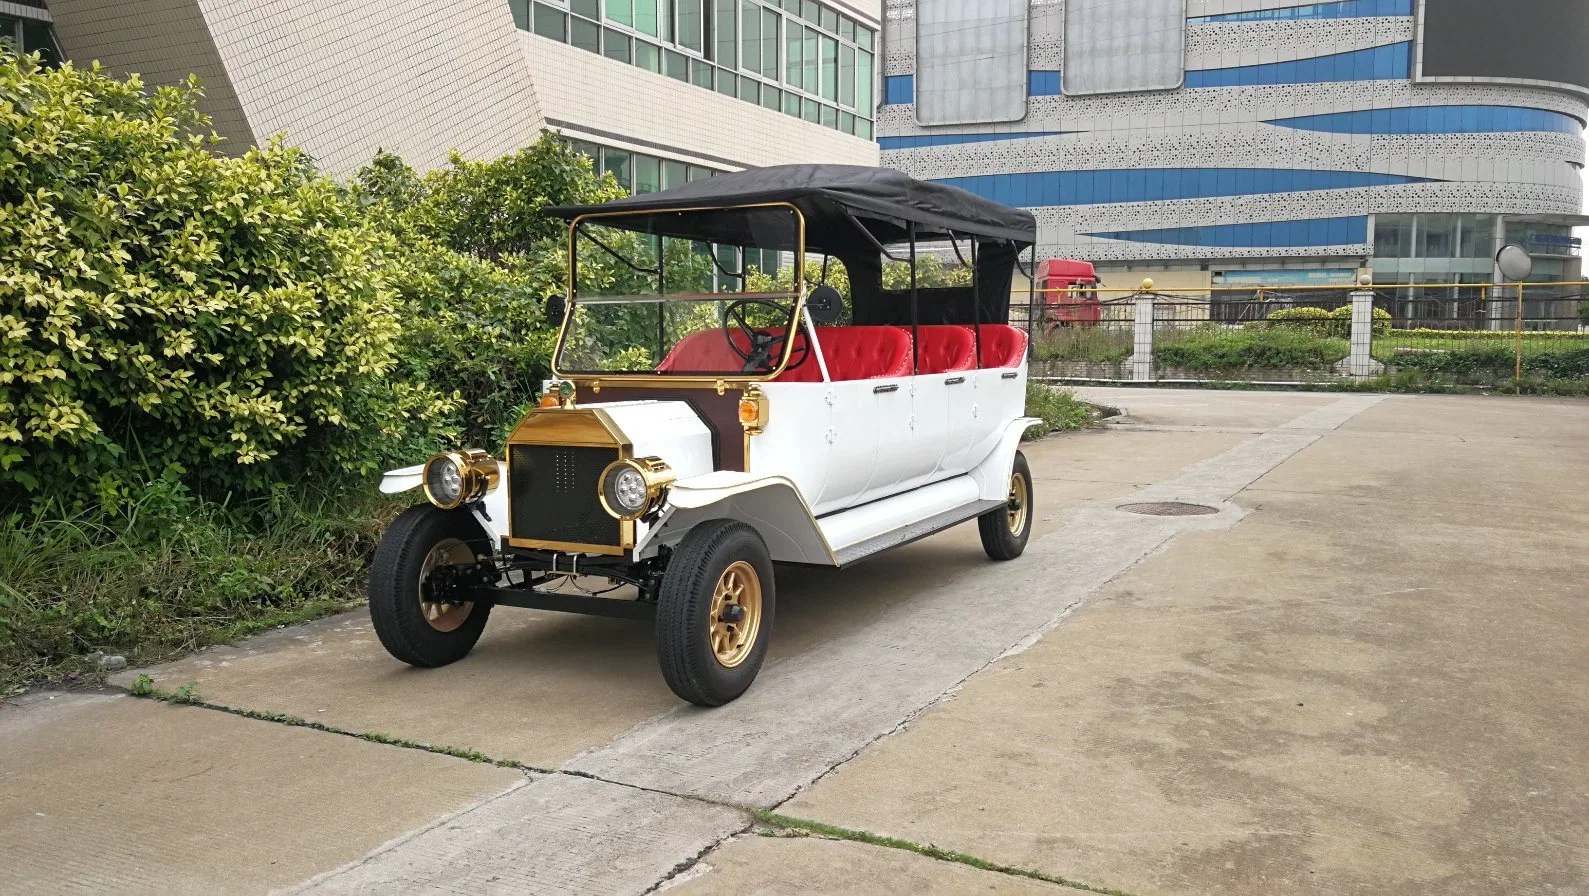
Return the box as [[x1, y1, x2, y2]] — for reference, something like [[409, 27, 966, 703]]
[[753, 811, 1140, 896]]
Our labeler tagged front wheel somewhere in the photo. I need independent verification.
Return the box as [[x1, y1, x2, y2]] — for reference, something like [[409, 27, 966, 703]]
[[369, 505, 494, 668], [979, 450, 1033, 561], [656, 520, 776, 706]]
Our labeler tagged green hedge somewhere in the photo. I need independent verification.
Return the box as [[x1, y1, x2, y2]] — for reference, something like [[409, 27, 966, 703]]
[[1389, 328, 1589, 341], [1392, 344, 1589, 378], [1251, 305, 1391, 337], [1155, 326, 1349, 371]]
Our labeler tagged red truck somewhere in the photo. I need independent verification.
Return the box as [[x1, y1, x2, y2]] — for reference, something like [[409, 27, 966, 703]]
[[1035, 258, 1101, 328]]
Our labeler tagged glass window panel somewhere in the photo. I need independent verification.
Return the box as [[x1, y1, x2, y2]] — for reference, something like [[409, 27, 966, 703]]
[[603, 28, 632, 62], [802, 1, 818, 23], [738, 76, 761, 102], [510, 0, 530, 30], [572, 0, 601, 18], [820, 103, 837, 127], [802, 96, 820, 121], [1418, 214, 1457, 258], [634, 0, 659, 35], [801, 26, 818, 95], [602, 148, 633, 192], [571, 16, 601, 50], [855, 25, 872, 51], [783, 90, 802, 115], [762, 84, 782, 110], [716, 0, 737, 66], [839, 109, 855, 133], [820, 7, 838, 32], [717, 69, 738, 95], [660, 0, 673, 40], [855, 118, 872, 140], [662, 159, 689, 189], [839, 16, 855, 41], [838, 43, 855, 106], [1374, 214, 1414, 259], [691, 57, 715, 87], [855, 49, 872, 110], [635, 40, 661, 70], [665, 48, 690, 79], [677, 0, 704, 50], [785, 18, 802, 88], [741, 1, 761, 72], [688, 164, 712, 181], [762, 9, 780, 79], [569, 140, 599, 160], [634, 155, 662, 193], [533, 3, 568, 39], [607, 0, 633, 26], [819, 34, 838, 101], [1460, 214, 1496, 259]]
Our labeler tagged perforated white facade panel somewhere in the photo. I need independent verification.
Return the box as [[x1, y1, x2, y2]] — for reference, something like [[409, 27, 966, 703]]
[[1062, 0, 1186, 96]]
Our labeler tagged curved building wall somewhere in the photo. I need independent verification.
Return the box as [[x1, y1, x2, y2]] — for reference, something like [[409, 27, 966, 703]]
[[878, 0, 1587, 272]]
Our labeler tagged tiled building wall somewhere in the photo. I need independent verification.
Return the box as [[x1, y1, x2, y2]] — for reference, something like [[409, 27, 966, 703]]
[[879, 0, 1588, 267]]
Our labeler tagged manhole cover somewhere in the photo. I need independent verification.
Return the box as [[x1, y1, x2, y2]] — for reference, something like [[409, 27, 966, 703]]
[[1118, 502, 1219, 517]]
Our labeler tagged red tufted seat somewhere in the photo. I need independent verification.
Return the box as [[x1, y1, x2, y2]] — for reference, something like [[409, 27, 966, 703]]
[[658, 326, 911, 381], [911, 326, 977, 374], [974, 325, 1028, 369]]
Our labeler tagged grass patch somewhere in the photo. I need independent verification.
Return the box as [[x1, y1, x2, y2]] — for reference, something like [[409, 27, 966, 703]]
[[1031, 327, 1133, 363], [1154, 325, 1349, 372], [1, 485, 407, 692], [1026, 382, 1099, 438], [755, 811, 1137, 896]]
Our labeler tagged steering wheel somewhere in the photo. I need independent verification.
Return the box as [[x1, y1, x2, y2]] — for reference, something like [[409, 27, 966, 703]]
[[722, 298, 810, 375]]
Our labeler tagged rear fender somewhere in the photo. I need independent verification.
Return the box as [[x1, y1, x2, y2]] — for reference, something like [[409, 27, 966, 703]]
[[971, 417, 1044, 501], [379, 462, 508, 546], [640, 473, 836, 566]]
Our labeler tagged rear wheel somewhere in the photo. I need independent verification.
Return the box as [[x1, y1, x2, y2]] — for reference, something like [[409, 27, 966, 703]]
[[656, 520, 776, 706], [369, 505, 494, 667], [979, 451, 1033, 561]]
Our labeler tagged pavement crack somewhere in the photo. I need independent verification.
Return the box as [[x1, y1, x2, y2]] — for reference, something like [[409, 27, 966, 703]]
[[754, 811, 1139, 896], [640, 819, 757, 895]]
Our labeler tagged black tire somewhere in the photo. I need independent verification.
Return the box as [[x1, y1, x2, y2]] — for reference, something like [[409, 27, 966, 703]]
[[656, 520, 776, 706], [369, 504, 494, 668], [979, 450, 1033, 561]]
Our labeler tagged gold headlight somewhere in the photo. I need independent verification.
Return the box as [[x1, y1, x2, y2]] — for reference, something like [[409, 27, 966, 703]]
[[598, 457, 675, 521], [422, 449, 500, 510]]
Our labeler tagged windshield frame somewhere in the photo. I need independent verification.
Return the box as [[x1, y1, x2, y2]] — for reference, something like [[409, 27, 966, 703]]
[[551, 201, 808, 385]]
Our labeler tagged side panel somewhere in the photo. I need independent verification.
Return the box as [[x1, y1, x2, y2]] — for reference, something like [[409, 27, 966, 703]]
[[747, 382, 832, 501], [899, 375, 951, 492]]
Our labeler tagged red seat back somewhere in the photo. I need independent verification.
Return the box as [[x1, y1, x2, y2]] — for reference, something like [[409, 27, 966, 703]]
[[912, 326, 977, 374], [975, 325, 1028, 368], [811, 326, 913, 380]]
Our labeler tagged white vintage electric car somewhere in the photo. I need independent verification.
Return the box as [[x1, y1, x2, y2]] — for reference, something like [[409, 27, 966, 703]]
[[371, 165, 1042, 705]]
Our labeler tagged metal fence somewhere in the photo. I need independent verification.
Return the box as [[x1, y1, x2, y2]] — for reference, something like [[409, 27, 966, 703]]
[[1021, 281, 1589, 387]]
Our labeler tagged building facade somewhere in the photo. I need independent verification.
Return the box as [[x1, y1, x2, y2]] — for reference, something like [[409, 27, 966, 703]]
[[878, 0, 1588, 293], [29, 0, 880, 187]]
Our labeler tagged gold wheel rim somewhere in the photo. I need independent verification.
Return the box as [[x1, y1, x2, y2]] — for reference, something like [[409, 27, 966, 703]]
[[419, 538, 475, 633], [709, 560, 763, 669], [1007, 470, 1029, 536]]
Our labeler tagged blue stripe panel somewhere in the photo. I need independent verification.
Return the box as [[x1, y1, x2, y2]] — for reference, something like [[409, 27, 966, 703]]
[[1267, 105, 1585, 134], [1189, 0, 1413, 22], [932, 168, 1431, 207], [1187, 42, 1412, 87], [879, 132, 1072, 150], [883, 75, 914, 105], [1029, 70, 1062, 95], [1086, 217, 1370, 248]]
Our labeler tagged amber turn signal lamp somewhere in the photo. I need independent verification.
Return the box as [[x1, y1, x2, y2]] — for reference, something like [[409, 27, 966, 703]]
[[738, 385, 768, 435]]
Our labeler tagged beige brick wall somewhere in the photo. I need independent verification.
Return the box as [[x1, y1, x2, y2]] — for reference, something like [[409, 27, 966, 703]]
[[195, 0, 544, 177], [47, 0, 254, 151], [521, 33, 879, 171]]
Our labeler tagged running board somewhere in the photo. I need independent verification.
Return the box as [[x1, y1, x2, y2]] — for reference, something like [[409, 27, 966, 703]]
[[831, 499, 1004, 566]]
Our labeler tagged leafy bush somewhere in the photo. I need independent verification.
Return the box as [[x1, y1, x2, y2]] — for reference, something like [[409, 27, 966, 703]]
[[0, 56, 458, 508], [1025, 382, 1095, 437], [1388, 328, 1589, 341], [1254, 305, 1390, 337], [1392, 343, 1589, 379], [1155, 325, 1349, 371], [1031, 326, 1132, 363]]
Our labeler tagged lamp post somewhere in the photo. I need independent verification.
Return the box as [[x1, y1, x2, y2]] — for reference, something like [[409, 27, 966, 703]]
[[1495, 244, 1534, 389]]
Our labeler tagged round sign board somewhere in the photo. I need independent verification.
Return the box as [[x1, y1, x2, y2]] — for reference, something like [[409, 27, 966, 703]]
[[1495, 244, 1533, 282]]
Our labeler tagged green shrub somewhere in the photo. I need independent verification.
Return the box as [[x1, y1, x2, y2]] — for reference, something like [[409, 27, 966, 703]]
[[0, 56, 459, 508], [1393, 343, 1589, 380], [1025, 382, 1094, 436], [1031, 327, 1132, 363], [1253, 305, 1389, 337], [1155, 325, 1349, 371]]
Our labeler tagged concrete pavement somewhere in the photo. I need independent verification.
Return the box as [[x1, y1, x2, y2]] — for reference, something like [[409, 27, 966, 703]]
[[2, 388, 1584, 894]]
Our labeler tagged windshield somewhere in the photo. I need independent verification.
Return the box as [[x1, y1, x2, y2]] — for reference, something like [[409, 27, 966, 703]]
[[555, 206, 805, 377]]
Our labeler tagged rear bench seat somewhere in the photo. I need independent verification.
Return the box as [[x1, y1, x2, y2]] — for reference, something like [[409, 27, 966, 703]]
[[659, 326, 912, 381], [974, 324, 1028, 368], [911, 325, 977, 374]]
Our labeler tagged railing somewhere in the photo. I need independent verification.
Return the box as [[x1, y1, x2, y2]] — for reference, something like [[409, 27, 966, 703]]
[[1023, 281, 1589, 388]]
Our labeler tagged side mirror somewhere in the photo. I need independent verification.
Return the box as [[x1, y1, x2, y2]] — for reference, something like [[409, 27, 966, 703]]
[[546, 294, 567, 323], [806, 284, 844, 325]]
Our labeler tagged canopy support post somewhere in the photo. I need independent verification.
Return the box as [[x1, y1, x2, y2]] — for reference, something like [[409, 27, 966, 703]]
[[971, 235, 982, 368], [908, 222, 919, 375]]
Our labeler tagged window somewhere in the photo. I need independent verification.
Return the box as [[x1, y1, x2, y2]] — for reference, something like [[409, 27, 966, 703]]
[[606, 0, 633, 26], [677, 0, 704, 51], [1459, 215, 1496, 259], [571, 16, 601, 51], [819, 35, 838, 102], [603, 28, 633, 62], [665, 48, 690, 80], [741, 1, 761, 72], [510, 0, 530, 29], [533, 3, 568, 39], [635, 40, 661, 71], [635, 0, 661, 36], [800, 26, 818, 97], [662, 159, 689, 189], [602, 148, 633, 191], [691, 57, 714, 87], [785, 20, 802, 88], [715, 0, 737, 67], [1375, 214, 1414, 258], [634, 155, 662, 193], [1418, 214, 1456, 258], [761, 7, 780, 79], [572, 0, 601, 18], [739, 76, 761, 102], [838, 43, 855, 107], [856, 49, 873, 110]]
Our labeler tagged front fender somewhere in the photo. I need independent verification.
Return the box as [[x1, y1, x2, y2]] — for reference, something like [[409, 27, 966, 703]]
[[971, 417, 1044, 501], [379, 462, 508, 546], [640, 471, 836, 565]]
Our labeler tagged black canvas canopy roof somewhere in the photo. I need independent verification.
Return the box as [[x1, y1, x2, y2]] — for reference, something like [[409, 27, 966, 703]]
[[546, 164, 1036, 252]]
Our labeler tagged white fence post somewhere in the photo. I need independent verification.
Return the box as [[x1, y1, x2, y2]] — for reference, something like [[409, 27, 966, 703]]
[[1337, 274, 1385, 377], [1130, 280, 1156, 382]]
